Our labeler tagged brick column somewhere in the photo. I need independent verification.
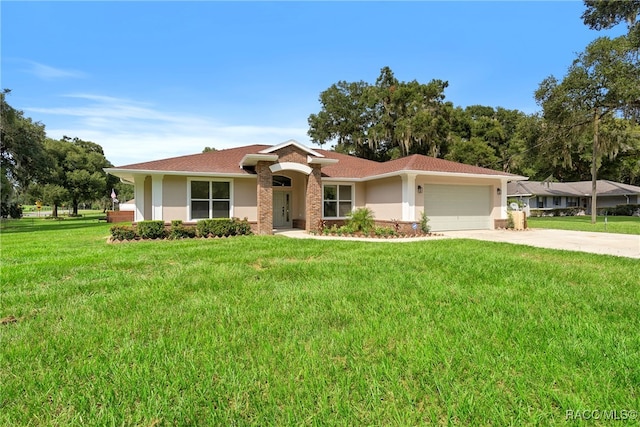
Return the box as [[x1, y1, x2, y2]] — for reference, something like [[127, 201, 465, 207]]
[[305, 165, 322, 233], [256, 161, 273, 235]]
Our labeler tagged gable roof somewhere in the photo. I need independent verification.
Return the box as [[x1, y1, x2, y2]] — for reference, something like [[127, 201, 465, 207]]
[[106, 141, 524, 182], [508, 180, 640, 197]]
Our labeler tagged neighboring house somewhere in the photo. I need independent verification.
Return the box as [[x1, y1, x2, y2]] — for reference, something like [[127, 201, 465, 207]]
[[105, 140, 526, 234], [507, 180, 640, 213]]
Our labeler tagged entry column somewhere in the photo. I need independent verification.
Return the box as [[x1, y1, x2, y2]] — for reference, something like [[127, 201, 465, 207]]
[[305, 165, 322, 233], [256, 161, 274, 235]]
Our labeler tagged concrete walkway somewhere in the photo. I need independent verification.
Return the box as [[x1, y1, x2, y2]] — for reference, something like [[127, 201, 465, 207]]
[[275, 229, 640, 259]]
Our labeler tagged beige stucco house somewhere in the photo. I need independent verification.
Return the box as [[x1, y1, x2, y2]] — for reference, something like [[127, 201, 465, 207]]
[[105, 140, 527, 234]]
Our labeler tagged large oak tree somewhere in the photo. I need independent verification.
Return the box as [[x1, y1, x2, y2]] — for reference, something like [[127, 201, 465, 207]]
[[535, 36, 640, 223]]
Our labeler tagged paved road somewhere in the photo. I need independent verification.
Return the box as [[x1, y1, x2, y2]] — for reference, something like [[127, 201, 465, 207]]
[[278, 229, 640, 259]]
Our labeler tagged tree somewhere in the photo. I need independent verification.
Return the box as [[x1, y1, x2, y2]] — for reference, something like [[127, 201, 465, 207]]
[[202, 146, 217, 153], [445, 137, 500, 167], [0, 89, 48, 214], [308, 67, 451, 161], [582, 0, 640, 46], [44, 137, 113, 216], [535, 36, 640, 223]]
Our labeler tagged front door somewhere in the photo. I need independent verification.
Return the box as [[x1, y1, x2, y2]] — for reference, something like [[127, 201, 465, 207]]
[[273, 191, 292, 228]]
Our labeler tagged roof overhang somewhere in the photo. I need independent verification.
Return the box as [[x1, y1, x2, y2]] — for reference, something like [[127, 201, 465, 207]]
[[359, 170, 527, 183], [104, 168, 255, 184], [308, 156, 339, 166], [238, 154, 279, 167]]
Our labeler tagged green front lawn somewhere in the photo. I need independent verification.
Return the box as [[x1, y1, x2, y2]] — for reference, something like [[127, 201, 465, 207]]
[[1, 217, 639, 425], [527, 215, 640, 235]]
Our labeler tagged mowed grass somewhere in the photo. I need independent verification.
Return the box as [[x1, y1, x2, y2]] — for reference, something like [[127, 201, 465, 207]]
[[1, 216, 639, 426], [527, 215, 640, 235]]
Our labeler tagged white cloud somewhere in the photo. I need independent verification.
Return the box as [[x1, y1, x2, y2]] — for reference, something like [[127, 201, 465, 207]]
[[26, 94, 310, 166], [25, 60, 87, 80]]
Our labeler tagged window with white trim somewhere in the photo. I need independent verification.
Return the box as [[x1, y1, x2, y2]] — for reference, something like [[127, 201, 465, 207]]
[[190, 180, 231, 220], [323, 184, 353, 218]]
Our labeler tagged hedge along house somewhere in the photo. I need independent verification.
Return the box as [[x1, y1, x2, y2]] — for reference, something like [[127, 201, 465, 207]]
[[105, 140, 527, 234]]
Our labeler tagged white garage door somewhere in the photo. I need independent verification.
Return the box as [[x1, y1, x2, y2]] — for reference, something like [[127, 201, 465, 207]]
[[424, 184, 492, 231]]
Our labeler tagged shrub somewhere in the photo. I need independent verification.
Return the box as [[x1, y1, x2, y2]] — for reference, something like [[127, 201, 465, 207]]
[[137, 220, 167, 239], [110, 225, 138, 241], [604, 204, 640, 216], [169, 220, 196, 239], [420, 211, 430, 234], [346, 207, 375, 233], [374, 226, 396, 237], [507, 211, 515, 229], [196, 218, 253, 238]]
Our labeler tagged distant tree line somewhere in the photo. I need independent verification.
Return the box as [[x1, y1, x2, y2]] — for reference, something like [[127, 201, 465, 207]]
[[1, 90, 131, 218]]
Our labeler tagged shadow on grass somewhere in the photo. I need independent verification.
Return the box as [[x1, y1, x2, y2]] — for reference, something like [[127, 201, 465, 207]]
[[0, 215, 117, 234]]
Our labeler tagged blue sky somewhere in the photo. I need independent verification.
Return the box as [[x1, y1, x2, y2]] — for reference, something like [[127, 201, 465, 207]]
[[2, 1, 626, 166]]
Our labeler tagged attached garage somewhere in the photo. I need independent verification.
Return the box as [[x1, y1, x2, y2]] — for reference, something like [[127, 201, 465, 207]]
[[424, 184, 492, 231]]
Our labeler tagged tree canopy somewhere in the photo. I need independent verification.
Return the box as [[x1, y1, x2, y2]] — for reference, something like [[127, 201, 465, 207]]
[[582, 0, 640, 46], [535, 35, 640, 222], [308, 67, 451, 161], [42, 136, 114, 216]]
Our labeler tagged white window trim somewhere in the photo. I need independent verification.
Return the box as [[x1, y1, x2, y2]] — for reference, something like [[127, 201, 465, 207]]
[[187, 178, 234, 221], [322, 182, 355, 219]]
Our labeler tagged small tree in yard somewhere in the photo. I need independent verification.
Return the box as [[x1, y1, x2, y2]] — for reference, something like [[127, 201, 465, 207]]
[[346, 208, 375, 233]]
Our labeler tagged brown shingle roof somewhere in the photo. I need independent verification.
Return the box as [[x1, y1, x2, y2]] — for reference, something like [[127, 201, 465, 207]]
[[112, 143, 519, 179]]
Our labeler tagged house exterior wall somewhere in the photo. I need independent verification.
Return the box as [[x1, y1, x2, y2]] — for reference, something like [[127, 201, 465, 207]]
[[365, 176, 402, 220], [598, 195, 634, 207], [355, 182, 366, 209], [162, 175, 188, 221], [234, 178, 258, 221]]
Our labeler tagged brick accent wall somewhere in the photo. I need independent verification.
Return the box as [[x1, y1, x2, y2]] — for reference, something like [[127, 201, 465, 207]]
[[305, 165, 322, 232], [107, 210, 134, 223], [272, 145, 308, 164], [256, 161, 274, 234]]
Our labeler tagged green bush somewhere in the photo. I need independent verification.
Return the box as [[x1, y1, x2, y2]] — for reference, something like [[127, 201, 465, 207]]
[[507, 211, 515, 229], [603, 204, 640, 216], [420, 211, 430, 234], [346, 207, 375, 233], [110, 225, 138, 241], [137, 220, 167, 239], [169, 220, 196, 239], [196, 218, 253, 238]]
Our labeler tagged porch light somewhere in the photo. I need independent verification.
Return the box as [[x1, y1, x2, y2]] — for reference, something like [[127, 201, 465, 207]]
[[417, 185, 423, 194], [497, 188, 502, 195]]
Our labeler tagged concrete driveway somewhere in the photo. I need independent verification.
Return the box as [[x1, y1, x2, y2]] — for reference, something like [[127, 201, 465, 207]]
[[438, 229, 640, 259], [277, 229, 640, 259]]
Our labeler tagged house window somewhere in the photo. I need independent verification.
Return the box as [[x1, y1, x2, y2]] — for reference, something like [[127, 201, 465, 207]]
[[323, 184, 353, 218], [537, 197, 545, 208], [553, 196, 561, 206], [190, 180, 231, 220], [567, 197, 579, 207]]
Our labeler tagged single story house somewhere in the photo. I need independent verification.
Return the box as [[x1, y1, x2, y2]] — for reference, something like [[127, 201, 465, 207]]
[[507, 180, 640, 213], [105, 140, 526, 234]]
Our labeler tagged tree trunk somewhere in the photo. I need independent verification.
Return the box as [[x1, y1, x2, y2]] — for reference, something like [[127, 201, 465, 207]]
[[72, 202, 79, 216], [52, 204, 58, 217], [591, 109, 599, 225]]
